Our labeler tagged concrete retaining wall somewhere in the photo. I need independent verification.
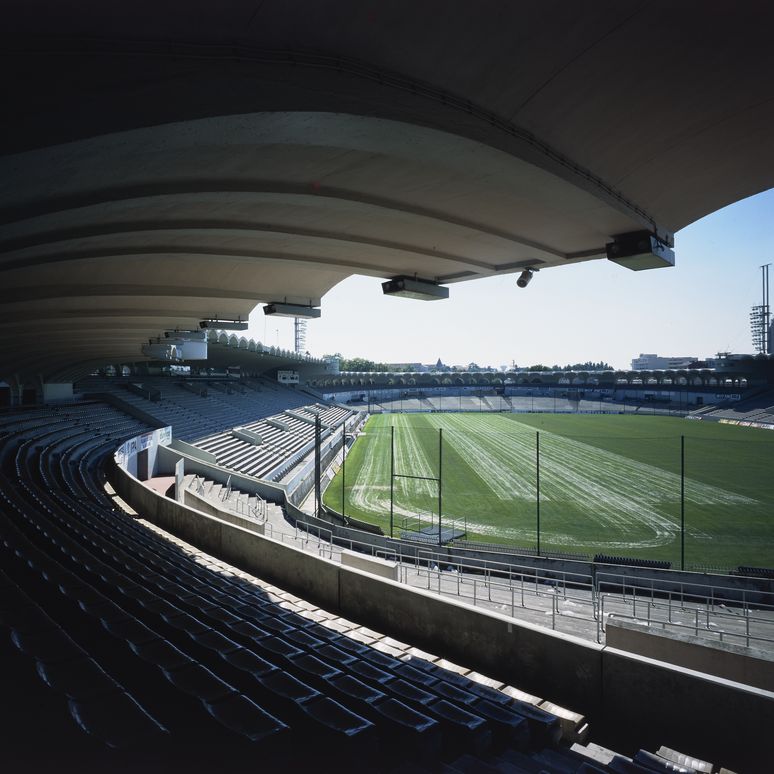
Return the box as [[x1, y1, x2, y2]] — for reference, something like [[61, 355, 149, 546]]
[[606, 618, 774, 692], [109, 457, 773, 772], [341, 548, 399, 581], [288, 508, 420, 558], [110, 457, 601, 712], [303, 513, 774, 603], [111, 459, 339, 610], [337, 558, 603, 716], [183, 487, 265, 536], [157, 444, 286, 502], [599, 647, 774, 773]]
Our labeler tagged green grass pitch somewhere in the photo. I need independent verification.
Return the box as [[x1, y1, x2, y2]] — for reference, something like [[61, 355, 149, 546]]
[[323, 412, 774, 569]]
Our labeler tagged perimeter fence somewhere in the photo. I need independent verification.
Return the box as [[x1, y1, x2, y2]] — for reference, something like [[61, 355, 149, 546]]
[[322, 415, 774, 572]]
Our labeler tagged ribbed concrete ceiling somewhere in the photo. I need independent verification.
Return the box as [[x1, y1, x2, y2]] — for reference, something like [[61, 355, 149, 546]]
[[1, 1, 773, 380]]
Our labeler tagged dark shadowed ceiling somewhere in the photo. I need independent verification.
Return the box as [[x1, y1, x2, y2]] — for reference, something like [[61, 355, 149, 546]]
[[2, 1, 773, 380]]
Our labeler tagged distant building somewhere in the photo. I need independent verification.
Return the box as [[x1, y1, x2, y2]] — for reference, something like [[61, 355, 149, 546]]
[[631, 353, 697, 370]]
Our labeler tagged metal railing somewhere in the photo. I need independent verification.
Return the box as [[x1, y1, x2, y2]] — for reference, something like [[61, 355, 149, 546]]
[[412, 549, 597, 633], [594, 572, 774, 646], [293, 520, 335, 559], [602, 603, 774, 649], [229, 493, 267, 523], [188, 474, 267, 523], [188, 475, 206, 496], [185, 478, 774, 649], [220, 474, 232, 501]]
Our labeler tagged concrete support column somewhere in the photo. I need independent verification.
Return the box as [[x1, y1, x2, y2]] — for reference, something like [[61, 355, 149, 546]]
[[42, 382, 74, 402]]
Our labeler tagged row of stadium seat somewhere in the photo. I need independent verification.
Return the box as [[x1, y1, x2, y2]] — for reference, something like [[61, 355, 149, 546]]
[[194, 403, 355, 480], [0, 405, 568, 770], [81, 375, 356, 482], [0, 402, 742, 772], [79, 375, 313, 441]]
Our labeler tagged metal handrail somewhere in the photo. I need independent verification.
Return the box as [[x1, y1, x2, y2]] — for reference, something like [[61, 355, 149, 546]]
[[415, 547, 593, 589], [187, 474, 206, 496], [211, 497, 774, 648], [295, 520, 335, 559], [595, 570, 774, 610], [270, 518, 774, 647], [597, 590, 774, 647], [189, 473, 270, 524], [411, 551, 596, 631], [221, 474, 232, 501]]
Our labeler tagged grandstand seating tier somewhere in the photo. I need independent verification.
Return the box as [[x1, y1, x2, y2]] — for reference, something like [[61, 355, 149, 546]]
[[0, 392, 754, 772]]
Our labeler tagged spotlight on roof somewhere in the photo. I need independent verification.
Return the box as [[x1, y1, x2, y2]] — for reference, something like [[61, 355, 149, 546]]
[[165, 330, 207, 341], [516, 268, 535, 288], [382, 276, 449, 301], [606, 230, 675, 271], [263, 303, 321, 319], [163, 330, 208, 359], [141, 341, 181, 361], [199, 319, 249, 330]]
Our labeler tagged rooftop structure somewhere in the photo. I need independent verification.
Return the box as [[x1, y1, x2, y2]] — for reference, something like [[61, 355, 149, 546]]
[[3, 2, 774, 382]]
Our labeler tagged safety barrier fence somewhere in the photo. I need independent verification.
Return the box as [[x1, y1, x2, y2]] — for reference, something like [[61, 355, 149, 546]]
[[187, 473, 267, 522], [289, 517, 774, 648]]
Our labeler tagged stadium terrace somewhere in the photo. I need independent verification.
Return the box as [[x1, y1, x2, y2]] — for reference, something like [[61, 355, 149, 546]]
[[2, 2, 774, 772]]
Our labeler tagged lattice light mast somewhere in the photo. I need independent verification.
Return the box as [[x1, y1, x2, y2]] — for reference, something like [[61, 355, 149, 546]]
[[750, 263, 771, 355], [294, 317, 308, 355]]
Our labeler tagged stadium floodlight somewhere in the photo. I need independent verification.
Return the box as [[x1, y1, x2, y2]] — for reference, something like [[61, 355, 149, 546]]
[[263, 303, 321, 319], [516, 268, 535, 288], [165, 330, 206, 341], [163, 329, 208, 359], [199, 318, 249, 330], [606, 230, 675, 271], [381, 276, 449, 301], [141, 341, 181, 361]]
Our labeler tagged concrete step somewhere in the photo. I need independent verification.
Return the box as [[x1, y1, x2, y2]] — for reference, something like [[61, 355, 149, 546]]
[[180, 475, 275, 523]]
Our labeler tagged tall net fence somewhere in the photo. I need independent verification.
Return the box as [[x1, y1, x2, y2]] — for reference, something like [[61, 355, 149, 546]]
[[322, 414, 774, 570], [539, 433, 682, 564], [682, 436, 773, 571]]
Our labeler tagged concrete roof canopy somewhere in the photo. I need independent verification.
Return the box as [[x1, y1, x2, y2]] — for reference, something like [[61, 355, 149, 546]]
[[1, 1, 774, 379]]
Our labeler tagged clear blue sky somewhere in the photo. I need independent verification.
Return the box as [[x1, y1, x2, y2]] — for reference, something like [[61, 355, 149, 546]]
[[249, 188, 774, 370]]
